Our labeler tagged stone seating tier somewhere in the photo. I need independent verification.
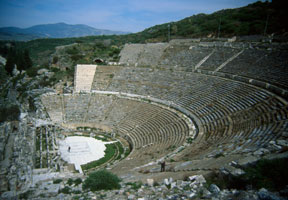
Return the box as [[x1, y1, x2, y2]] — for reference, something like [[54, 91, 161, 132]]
[[89, 68, 288, 160], [119, 41, 288, 92], [41, 94, 190, 170]]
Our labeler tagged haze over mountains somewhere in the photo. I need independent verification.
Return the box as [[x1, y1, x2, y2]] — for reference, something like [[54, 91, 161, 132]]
[[0, 23, 129, 41]]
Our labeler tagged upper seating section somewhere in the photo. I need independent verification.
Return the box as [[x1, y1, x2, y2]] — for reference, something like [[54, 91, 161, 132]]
[[199, 46, 241, 71], [219, 48, 288, 89], [119, 39, 288, 90], [119, 43, 168, 67], [159, 45, 212, 70], [91, 66, 122, 91]]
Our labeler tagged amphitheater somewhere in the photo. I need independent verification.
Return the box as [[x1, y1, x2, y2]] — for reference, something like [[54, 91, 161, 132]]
[[1, 39, 288, 196]]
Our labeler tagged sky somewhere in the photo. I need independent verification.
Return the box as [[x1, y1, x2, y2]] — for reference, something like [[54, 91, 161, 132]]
[[0, 0, 260, 33]]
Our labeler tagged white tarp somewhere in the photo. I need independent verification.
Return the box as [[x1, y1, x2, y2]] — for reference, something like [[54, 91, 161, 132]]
[[59, 136, 107, 173]]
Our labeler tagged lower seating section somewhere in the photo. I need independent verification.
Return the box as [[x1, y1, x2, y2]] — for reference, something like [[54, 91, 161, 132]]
[[41, 94, 190, 170], [63, 94, 91, 123], [41, 94, 64, 123], [85, 94, 116, 124]]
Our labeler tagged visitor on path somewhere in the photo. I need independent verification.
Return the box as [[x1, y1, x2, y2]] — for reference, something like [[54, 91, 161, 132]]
[[68, 146, 71, 152], [160, 160, 166, 172]]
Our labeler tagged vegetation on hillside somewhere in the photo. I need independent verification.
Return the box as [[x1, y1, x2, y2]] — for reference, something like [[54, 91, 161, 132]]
[[206, 158, 288, 191], [5, 48, 32, 75], [0, 104, 20, 123], [0, 65, 8, 85], [138, 0, 287, 41]]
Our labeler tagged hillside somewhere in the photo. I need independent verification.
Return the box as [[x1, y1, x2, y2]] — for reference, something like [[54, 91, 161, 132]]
[[136, 0, 288, 42], [0, 23, 129, 41]]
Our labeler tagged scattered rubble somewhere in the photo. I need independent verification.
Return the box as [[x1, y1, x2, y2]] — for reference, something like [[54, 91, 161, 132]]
[[17, 175, 287, 200]]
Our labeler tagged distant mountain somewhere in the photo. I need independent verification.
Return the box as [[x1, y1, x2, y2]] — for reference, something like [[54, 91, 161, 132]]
[[0, 23, 129, 41]]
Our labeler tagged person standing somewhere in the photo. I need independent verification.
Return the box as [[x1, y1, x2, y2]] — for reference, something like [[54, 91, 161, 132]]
[[160, 160, 166, 172]]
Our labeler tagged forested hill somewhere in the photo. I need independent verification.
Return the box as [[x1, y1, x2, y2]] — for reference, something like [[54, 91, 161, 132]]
[[134, 0, 288, 42]]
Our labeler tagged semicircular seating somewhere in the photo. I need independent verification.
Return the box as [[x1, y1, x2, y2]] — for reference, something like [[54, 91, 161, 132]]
[[41, 41, 288, 177], [41, 93, 190, 171], [91, 66, 288, 164], [42, 64, 287, 176]]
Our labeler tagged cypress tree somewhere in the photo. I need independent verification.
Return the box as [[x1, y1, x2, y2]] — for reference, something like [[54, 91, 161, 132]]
[[23, 49, 32, 70], [5, 49, 16, 76], [16, 50, 25, 71]]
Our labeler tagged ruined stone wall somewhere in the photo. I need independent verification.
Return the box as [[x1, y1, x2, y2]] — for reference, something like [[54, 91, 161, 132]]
[[74, 64, 97, 92], [0, 121, 35, 198]]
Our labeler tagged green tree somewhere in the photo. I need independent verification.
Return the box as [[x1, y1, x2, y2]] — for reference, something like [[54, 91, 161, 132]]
[[5, 49, 16, 76], [16, 50, 25, 71], [23, 49, 33, 69]]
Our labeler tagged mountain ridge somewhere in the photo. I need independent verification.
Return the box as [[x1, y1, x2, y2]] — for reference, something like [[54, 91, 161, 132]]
[[0, 22, 129, 41]]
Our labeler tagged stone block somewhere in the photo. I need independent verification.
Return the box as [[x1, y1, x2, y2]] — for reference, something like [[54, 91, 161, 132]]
[[147, 179, 154, 187]]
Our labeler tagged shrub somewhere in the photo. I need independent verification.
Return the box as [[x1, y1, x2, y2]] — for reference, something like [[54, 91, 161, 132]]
[[72, 190, 81, 194], [186, 137, 193, 144], [214, 152, 224, 158], [70, 54, 84, 62], [82, 170, 121, 191], [67, 178, 74, 186], [0, 104, 20, 123], [126, 181, 142, 190], [74, 178, 82, 186], [52, 56, 59, 64], [50, 67, 60, 73], [66, 177, 82, 186], [66, 47, 79, 55], [53, 179, 63, 184], [240, 158, 288, 191], [206, 158, 288, 191], [59, 186, 71, 194], [19, 190, 33, 199], [26, 67, 39, 77]]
